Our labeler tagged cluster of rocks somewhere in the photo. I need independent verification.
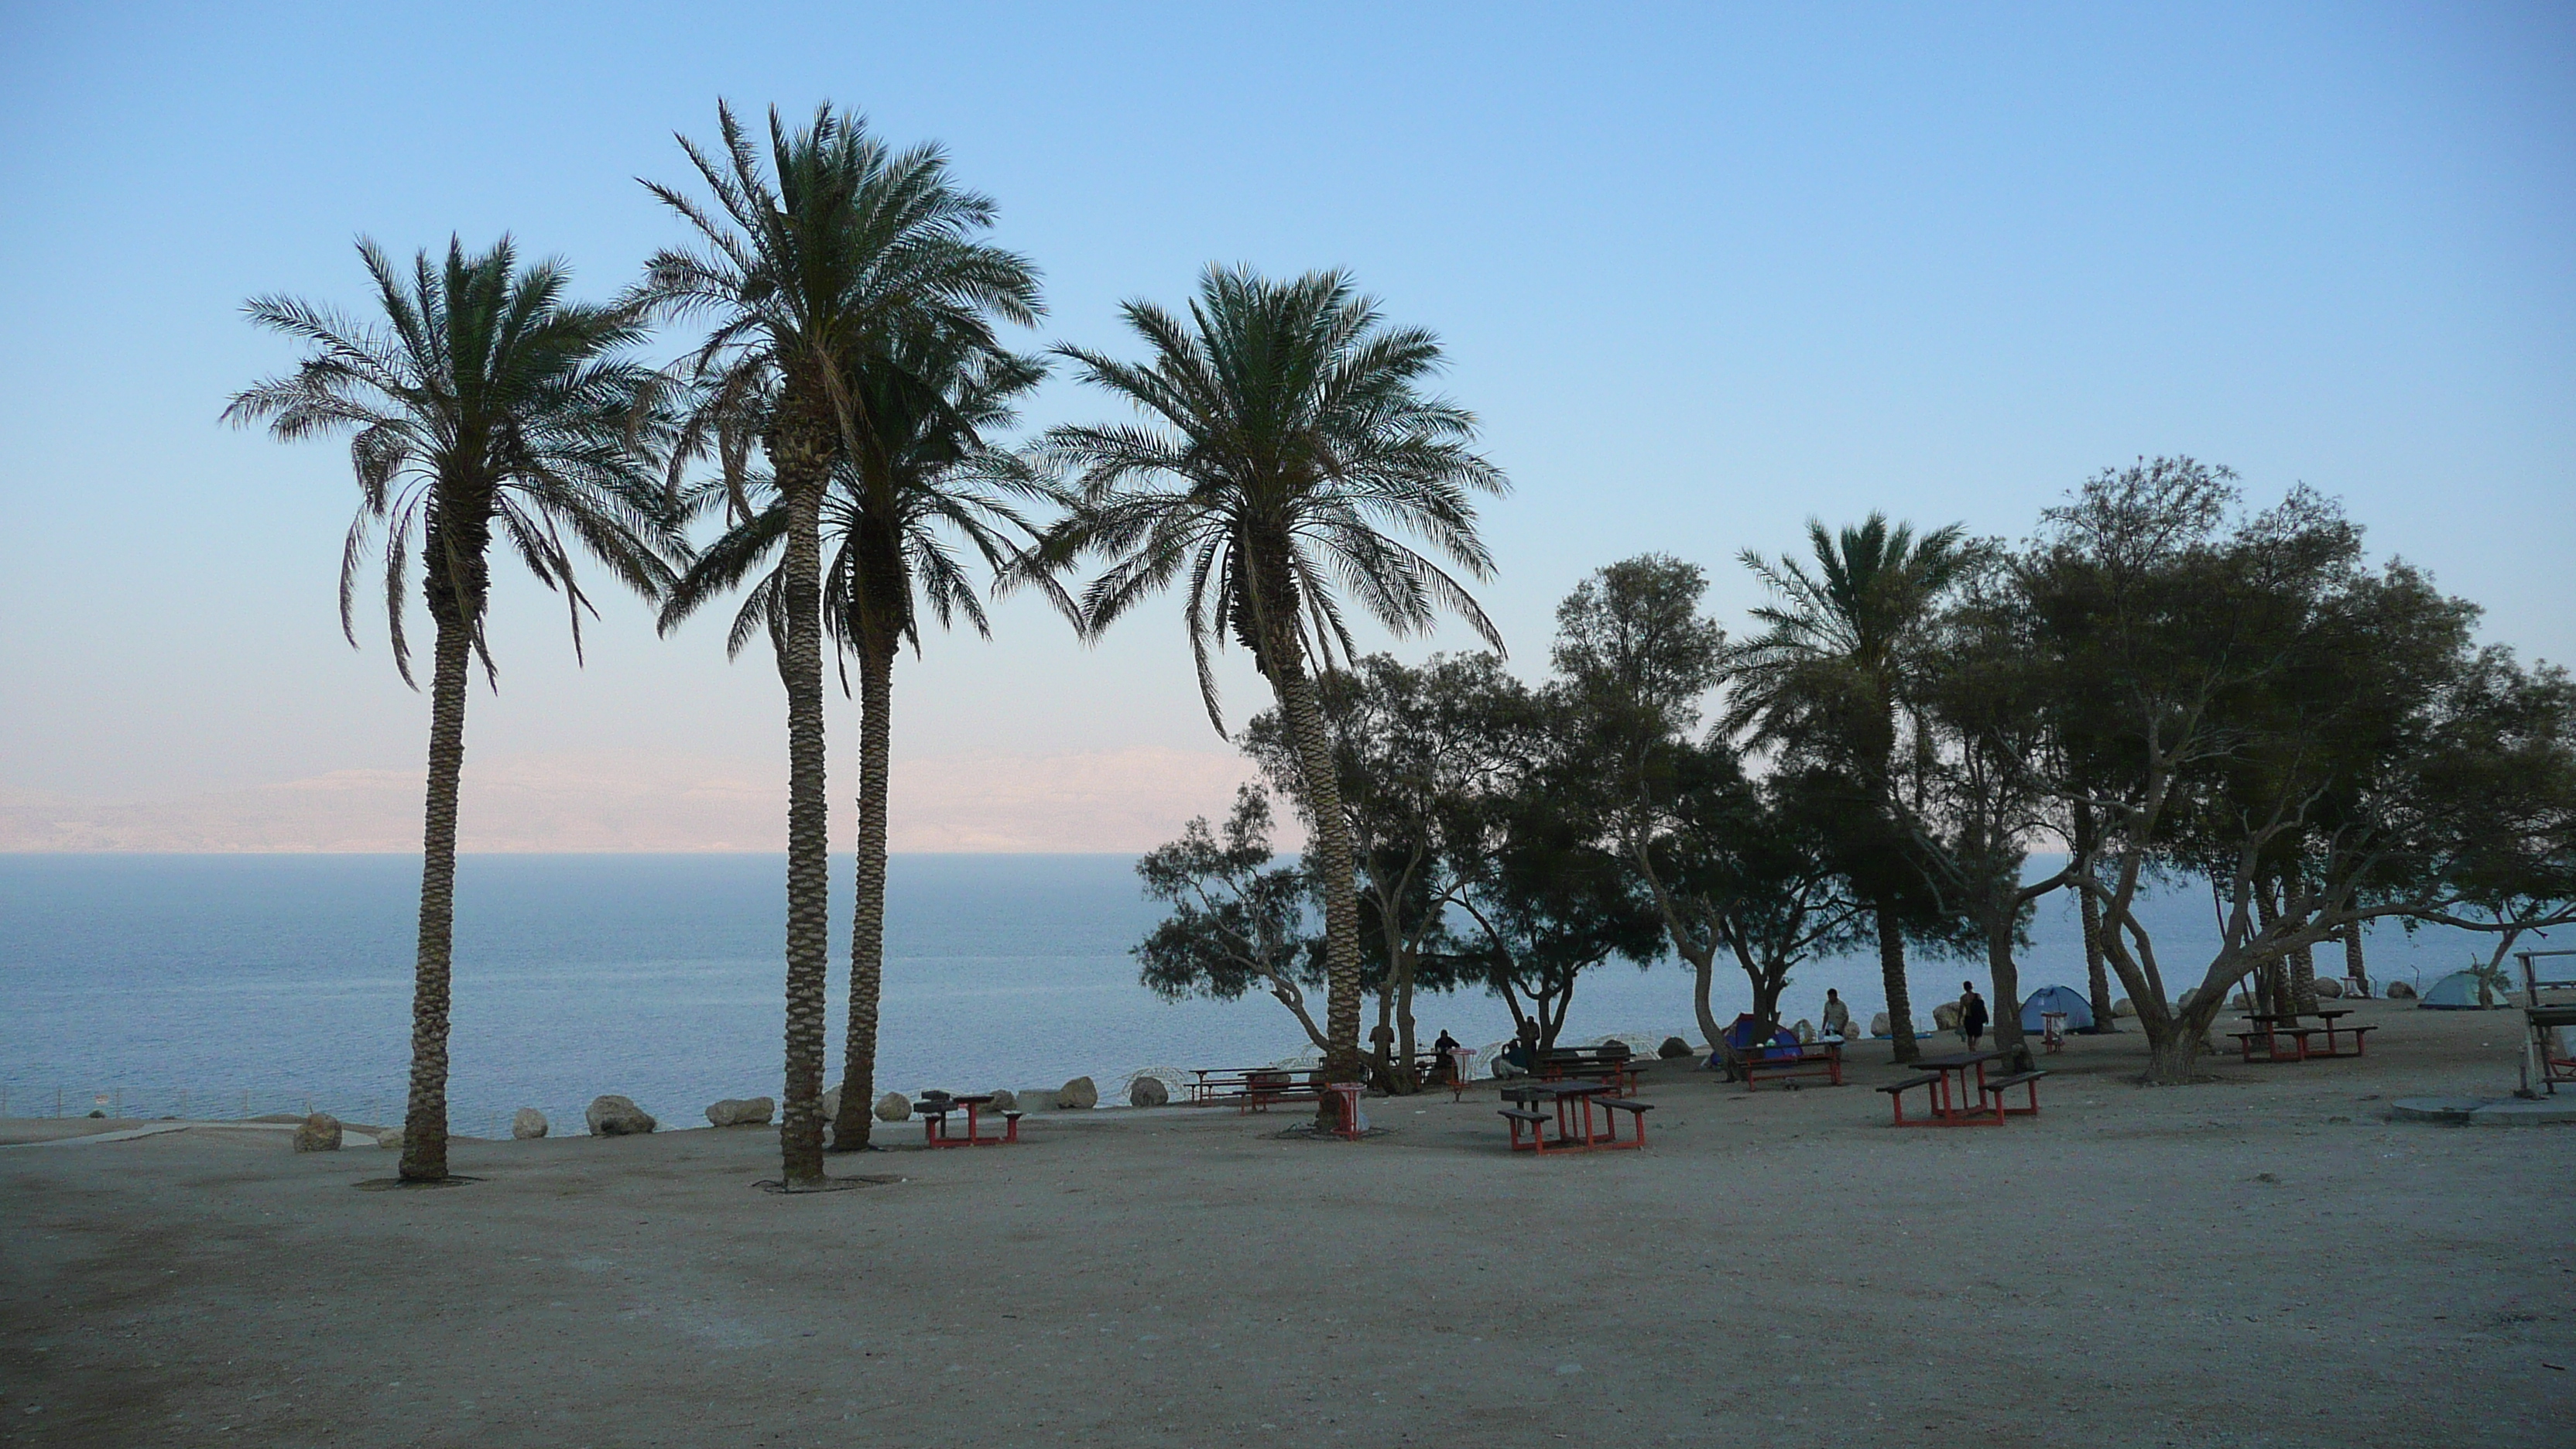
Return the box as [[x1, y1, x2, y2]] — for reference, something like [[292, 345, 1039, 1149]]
[[865, 1075, 1103, 1123]]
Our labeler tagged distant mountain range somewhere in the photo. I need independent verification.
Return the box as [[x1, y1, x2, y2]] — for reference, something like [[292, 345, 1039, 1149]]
[[0, 748, 1264, 853]]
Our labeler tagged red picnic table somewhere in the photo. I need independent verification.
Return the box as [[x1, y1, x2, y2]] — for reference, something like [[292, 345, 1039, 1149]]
[[2230, 1010, 2375, 1063], [913, 1092, 1019, 1147], [1880, 1050, 2006, 1126], [1497, 1080, 1653, 1154]]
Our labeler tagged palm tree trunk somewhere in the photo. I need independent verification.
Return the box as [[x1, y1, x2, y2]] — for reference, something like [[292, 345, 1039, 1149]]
[[831, 639, 895, 1152], [1877, 909, 1919, 1064], [397, 613, 473, 1184], [1273, 663, 1365, 1091], [776, 463, 832, 1187], [2343, 924, 2369, 997]]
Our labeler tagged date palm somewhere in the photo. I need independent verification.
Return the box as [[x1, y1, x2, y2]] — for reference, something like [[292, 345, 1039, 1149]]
[[1722, 513, 1971, 1063], [636, 102, 1040, 1186], [1045, 265, 1507, 1087], [667, 332, 1067, 1153], [226, 237, 677, 1182]]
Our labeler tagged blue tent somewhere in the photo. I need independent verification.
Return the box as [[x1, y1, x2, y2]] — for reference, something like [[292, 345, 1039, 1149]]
[[2417, 971, 2498, 1009], [1708, 1012, 1804, 1067], [2020, 985, 2096, 1033]]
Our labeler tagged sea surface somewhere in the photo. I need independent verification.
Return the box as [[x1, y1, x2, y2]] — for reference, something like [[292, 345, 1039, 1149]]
[[0, 853, 2509, 1136]]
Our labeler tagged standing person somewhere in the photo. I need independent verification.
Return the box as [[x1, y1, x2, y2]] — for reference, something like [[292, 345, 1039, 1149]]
[[1958, 981, 1989, 1050], [1820, 989, 1852, 1041]]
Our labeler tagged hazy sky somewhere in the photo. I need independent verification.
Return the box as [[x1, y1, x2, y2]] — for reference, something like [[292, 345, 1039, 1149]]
[[2, 3, 2569, 845]]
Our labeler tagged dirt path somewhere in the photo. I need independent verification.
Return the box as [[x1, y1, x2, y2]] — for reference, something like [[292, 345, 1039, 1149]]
[[2, 999, 2567, 1447]]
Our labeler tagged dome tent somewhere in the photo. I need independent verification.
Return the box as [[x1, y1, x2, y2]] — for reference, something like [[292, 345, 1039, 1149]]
[[1708, 1013, 1803, 1067], [2417, 970, 2503, 1010], [2019, 985, 2096, 1033]]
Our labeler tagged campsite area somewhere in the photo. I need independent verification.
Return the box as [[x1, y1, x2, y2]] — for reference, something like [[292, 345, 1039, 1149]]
[[2, 995, 2568, 1449]]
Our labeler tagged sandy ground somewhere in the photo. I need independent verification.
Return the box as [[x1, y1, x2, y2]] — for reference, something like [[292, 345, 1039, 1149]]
[[2, 997, 2569, 1449]]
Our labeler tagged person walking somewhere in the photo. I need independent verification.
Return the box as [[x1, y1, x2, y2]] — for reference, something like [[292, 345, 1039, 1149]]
[[1820, 988, 1852, 1041], [1958, 981, 1990, 1051]]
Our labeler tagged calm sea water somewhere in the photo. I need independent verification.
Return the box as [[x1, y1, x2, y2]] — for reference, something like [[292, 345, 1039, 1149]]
[[0, 854, 2498, 1135]]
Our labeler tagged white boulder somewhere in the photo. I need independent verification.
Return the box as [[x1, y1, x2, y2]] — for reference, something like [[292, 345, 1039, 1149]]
[[705, 1097, 774, 1128], [584, 1095, 656, 1136]]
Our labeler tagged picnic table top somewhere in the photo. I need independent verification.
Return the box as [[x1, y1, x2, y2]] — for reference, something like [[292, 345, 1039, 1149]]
[[1502, 1080, 1619, 1101], [1912, 1050, 2009, 1069]]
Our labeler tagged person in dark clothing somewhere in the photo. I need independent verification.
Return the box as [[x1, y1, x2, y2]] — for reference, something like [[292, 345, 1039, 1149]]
[[1958, 981, 1990, 1050]]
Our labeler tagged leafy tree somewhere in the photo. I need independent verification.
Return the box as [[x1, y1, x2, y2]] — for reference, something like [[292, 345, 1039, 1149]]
[[1046, 266, 1506, 1088], [1241, 651, 1530, 1088], [2026, 460, 2576, 1082], [228, 238, 677, 1182], [1132, 786, 1331, 1050], [1547, 556, 1856, 1046], [640, 103, 1040, 1185], [1636, 749, 1869, 1053], [1724, 516, 1974, 1061], [1904, 556, 2073, 1068], [1443, 778, 1666, 1050]]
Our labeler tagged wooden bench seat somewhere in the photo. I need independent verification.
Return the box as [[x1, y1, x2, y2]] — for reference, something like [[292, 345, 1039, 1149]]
[[2228, 1029, 2314, 1064], [1597, 1097, 1654, 1146], [1886, 1067, 1999, 1124], [1981, 1068, 2047, 1116]]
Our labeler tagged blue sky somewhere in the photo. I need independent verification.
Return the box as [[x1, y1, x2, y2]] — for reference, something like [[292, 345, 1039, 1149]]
[[2, 3, 2569, 835]]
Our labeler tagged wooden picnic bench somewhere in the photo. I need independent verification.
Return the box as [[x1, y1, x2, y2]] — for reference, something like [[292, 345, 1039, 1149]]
[[1981, 1069, 2047, 1117], [1187, 1067, 1324, 1112], [1879, 1050, 2012, 1126], [1497, 1080, 1653, 1154], [1738, 1040, 1843, 1090], [1533, 1046, 1643, 1095], [913, 1092, 1022, 1147], [2227, 1026, 2316, 1064]]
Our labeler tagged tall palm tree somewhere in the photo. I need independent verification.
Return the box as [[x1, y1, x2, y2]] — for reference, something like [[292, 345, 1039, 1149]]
[[637, 102, 1040, 1187], [226, 237, 677, 1182], [1045, 265, 1508, 1087], [667, 333, 1067, 1153], [1722, 514, 1971, 1064]]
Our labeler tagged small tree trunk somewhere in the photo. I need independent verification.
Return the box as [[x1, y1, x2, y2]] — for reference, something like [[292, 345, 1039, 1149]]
[[1877, 910, 1919, 1064], [1273, 664, 1366, 1104], [774, 458, 832, 1187], [1689, 948, 1722, 1053], [2285, 871, 2319, 1014], [2253, 879, 2284, 1016], [1749, 974, 1783, 1034], [2079, 878, 2114, 1029], [2343, 924, 2369, 997], [2143, 1027, 2208, 1084], [397, 611, 474, 1184], [1394, 959, 1418, 1090], [831, 639, 896, 1151], [1986, 907, 2030, 1070]]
